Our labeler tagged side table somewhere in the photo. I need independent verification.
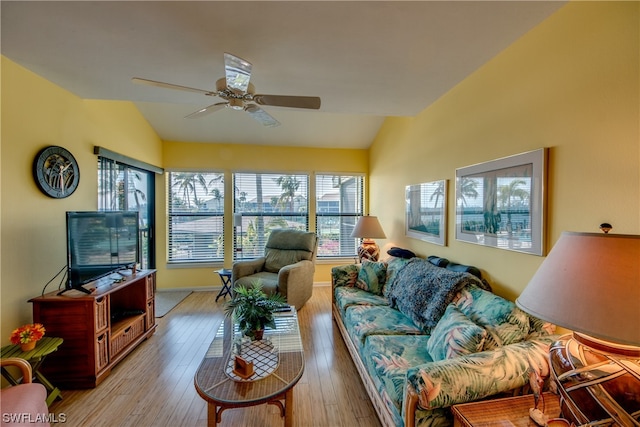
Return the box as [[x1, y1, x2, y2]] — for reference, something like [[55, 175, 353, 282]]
[[215, 268, 232, 301], [452, 393, 562, 427], [1, 336, 64, 406]]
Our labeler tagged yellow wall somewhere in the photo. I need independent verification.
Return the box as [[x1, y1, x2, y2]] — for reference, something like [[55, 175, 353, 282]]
[[0, 57, 163, 343], [157, 141, 368, 290], [370, 1, 639, 301]]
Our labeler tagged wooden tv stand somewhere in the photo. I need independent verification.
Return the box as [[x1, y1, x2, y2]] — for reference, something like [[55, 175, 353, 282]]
[[30, 270, 157, 388]]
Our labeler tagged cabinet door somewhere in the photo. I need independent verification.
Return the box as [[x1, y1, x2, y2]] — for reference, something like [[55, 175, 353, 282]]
[[95, 332, 110, 371], [95, 296, 109, 332]]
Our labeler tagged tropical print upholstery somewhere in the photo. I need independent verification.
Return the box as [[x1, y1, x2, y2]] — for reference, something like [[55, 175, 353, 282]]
[[334, 286, 388, 316], [362, 334, 433, 426], [356, 260, 387, 295], [407, 337, 555, 411], [426, 304, 487, 361], [454, 286, 530, 350], [344, 305, 424, 349], [331, 264, 360, 288]]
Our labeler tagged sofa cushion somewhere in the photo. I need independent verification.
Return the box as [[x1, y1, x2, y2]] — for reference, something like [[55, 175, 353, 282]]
[[455, 287, 530, 350], [334, 286, 388, 316], [426, 304, 487, 361], [331, 264, 360, 288], [362, 334, 433, 426], [344, 305, 424, 349], [355, 260, 387, 295]]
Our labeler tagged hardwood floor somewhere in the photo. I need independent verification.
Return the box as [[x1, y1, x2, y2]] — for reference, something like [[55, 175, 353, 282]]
[[48, 285, 382, 427]]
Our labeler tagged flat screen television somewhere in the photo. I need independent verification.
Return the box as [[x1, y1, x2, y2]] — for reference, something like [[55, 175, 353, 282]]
[[63, 211, 140, 294]]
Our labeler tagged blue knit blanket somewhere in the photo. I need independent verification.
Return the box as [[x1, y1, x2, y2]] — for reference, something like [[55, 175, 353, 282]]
[[387, 258, 491, 331]]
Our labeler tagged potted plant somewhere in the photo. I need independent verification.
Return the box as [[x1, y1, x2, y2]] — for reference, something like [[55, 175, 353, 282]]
[[224, 282, 286, 340], [10, 323, 46, 352]]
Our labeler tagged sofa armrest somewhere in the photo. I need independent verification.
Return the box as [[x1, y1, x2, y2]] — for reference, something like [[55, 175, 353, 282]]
[[331, 264, 360, 288], [278, 259, 315, 308], [232, 257, 267, 284], [405, 337, 556, 414]]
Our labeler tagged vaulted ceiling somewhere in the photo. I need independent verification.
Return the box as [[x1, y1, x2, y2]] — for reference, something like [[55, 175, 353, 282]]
[[1, 1, 565, 148]]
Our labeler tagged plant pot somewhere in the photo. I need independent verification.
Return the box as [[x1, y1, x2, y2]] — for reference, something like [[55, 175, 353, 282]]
[[252, 329, 264, 341], [20, 341, 36, 352]]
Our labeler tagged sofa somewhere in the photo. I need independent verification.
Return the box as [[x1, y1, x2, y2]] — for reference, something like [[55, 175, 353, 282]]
[[331, 255, 557, 427]]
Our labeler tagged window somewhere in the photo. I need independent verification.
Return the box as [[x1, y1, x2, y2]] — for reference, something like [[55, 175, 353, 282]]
[[315, 174, 364, 258], [98, 157, 155, 269], [167, 172, 225, 263], [233, 173, 309, 259]]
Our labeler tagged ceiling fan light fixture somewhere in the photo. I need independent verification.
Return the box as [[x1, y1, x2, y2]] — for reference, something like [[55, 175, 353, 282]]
[[228, 98, 244, 110]]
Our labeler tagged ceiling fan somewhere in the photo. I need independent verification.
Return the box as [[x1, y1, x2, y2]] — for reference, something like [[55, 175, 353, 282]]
[[132, 52, 321, 127]]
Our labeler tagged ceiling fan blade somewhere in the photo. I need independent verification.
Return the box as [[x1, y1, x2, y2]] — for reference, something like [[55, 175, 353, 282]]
[[132, 77, 215, 95], [224, 52, 252, 93], [184, 102, 228, 119], [245, 104, 280, 127], [253, 94, 321, 110]]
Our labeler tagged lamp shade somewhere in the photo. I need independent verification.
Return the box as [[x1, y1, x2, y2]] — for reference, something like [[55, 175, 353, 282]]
[[516, 232, 640, 347], [351, 216, 386, 239]]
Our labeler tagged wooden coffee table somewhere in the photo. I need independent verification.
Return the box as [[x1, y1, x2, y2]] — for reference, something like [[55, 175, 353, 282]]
[[194, 309, 304, 426]]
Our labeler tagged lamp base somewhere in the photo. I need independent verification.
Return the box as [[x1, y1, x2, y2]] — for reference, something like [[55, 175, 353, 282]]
[[357, 239, 380, 262], [549, 333, 640, 426]]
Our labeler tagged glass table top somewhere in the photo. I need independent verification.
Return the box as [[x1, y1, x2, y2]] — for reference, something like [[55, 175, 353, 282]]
[[194, 310, 304, 405]]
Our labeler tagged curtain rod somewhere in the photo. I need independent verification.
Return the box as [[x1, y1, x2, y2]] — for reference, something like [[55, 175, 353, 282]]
[[94, 146, 164, 175]]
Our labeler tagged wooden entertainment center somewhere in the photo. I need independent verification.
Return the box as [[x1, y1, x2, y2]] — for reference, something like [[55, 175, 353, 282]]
[[30, 270, 156, 388]]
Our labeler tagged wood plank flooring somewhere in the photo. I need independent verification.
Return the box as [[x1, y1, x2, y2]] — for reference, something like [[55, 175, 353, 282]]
[[48, 285, 382, 427]]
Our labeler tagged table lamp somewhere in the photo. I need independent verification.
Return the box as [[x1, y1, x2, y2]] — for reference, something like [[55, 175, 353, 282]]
[[351, 215, 386, 262], [516, 231, 640, 426]]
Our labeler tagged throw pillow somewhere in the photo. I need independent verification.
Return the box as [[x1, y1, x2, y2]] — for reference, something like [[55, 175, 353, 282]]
[[387, 247, 416, 259], [355, 261, 387, 295], [455, 287, 530, 350], [426, 304, 487, 361]]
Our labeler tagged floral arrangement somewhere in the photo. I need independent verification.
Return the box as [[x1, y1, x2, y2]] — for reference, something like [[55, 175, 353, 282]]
[[10, 323, 46, 345]]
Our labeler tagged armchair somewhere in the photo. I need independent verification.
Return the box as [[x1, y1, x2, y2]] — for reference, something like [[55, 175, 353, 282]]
[[1, 358, 50, 427], [232, 229, 318, 310]]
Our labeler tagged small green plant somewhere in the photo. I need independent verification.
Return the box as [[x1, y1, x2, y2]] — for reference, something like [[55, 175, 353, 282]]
[[224, 282, 286, 340]]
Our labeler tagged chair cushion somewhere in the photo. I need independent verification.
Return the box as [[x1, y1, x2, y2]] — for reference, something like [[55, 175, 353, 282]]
[[234, 271, 278, 295], [426, 304, 487, 361], [264, 229, 316, 272], [1, 383, 50, 426]]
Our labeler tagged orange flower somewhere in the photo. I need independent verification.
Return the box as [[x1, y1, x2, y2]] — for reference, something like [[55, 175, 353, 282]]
[[10, 323, 45, 345]]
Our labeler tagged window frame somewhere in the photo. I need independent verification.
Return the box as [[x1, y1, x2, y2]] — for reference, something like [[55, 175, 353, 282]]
[[167, 171, 225, 265], [315, 173, 365, 259], [233, 172, 310, 260]]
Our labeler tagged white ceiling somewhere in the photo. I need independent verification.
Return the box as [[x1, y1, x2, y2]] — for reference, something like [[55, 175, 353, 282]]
[[1, 1, 566, 149]]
